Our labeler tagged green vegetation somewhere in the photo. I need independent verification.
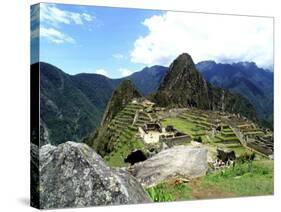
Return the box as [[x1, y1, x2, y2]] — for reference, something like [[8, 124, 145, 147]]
[[147, 160, 273, 202], [146, 180, 193, 202], [92, 86, 142, 154], [153, 53, 257, 121], [161, 118, 205, 139], [95, 100, 152, 167], [101, 80, 141, 127], [227, 145, 251, 156], [197, 60, 273, 128], [39, 62, 110, 145], [105, 137, 145, 167], [203, 160, 273, 196]]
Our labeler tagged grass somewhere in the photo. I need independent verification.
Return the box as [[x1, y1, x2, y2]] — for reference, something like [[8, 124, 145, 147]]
[[228, 145, 252, 156], [223, 128, 233, 132], [161, 118, 205, 138], [214, 135, 239, 143], [105, 136, 145, 167], [161, 117, 224, 144], [221, 131, 235, 136], [244, 131, 264, 136], [202, 160, 274, 196], [147, 160, 273, 202], [146, 180, 193, 202]]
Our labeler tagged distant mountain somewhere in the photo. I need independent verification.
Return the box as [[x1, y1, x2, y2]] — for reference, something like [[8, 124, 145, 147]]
[[196, 60, 273, 128], [127, 65, 168, 96], [35, 62, 165, 145], [38, 62, 115, 146], [152, 53, 257, 121]]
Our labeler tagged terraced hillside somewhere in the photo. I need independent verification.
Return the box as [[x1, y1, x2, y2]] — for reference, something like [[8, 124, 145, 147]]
[[98, 102, 157, 167], [160, 108, 273, 159], [215, 125, 240, 144], [147, 107, 273, 202], [98, 100, 273, 167]]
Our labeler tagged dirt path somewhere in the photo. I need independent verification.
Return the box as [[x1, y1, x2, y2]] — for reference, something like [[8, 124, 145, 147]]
[[188, 178, 236, 199]]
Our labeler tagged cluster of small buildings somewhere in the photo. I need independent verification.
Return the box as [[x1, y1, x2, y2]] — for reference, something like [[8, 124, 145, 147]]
[[138, 122, 192, 147]]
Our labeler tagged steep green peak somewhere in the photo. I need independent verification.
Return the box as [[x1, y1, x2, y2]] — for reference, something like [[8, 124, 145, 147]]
[[176, 52, 193, 63], [113, 80, 141, 103], [101, 79, 141, 127], [117, 79, 137, 92], [159, 52, 205, 92], [171, 53, 195, 70]]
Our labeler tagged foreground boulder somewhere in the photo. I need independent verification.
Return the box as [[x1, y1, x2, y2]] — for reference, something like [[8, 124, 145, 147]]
[[129, 145, 208, 188], [39, 141, 150, 209]]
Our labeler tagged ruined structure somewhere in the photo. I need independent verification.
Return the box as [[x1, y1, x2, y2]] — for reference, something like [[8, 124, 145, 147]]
[[138, 122, 191, 146], [246, 136, 273, 156]]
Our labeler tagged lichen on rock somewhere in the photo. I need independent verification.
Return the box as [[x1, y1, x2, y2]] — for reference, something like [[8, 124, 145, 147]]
[[37, 141, 150, 209], [129, 144, 208, 188]]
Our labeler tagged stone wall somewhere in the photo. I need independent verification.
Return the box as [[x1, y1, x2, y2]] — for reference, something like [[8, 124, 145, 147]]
[[247, 141, 273, 156], [160, 134, 192, 147]]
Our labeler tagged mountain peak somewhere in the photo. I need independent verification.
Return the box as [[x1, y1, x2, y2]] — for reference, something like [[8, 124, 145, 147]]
[[235, 61, 258, 69], [117, 79, 137, 90], [177, 52, 192, 59], [153, 53, 257, 120], [175, 53, 194, 66], [159, 52, 204, 92], [101, 79, 141, 127], [156, 53, 210, 108]]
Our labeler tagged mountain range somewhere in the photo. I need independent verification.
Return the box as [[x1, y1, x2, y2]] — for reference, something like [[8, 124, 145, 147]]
[[36, 62, 167, 146], [151, 53, 257, 121], [34, 54, 273, 146], [196, 60, 273, 128]]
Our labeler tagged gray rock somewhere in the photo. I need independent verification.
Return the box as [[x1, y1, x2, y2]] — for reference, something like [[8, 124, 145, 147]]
[[129, 145, 208, 188], [39, 141, 150, 209], [31, 143, 39, 208]]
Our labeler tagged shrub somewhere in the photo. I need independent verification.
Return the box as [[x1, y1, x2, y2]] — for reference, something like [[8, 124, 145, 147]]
[[194, 136, 202, 143], [146, 184, 175, 202]]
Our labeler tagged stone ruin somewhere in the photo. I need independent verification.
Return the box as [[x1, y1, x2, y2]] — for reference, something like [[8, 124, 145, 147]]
[[138, 122, 192, 147], [142, 122, 162, 133], [246, 136, 273, 156]]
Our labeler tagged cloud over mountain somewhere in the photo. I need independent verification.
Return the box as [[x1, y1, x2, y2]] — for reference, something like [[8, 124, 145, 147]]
[[131, 11, 273, 70]]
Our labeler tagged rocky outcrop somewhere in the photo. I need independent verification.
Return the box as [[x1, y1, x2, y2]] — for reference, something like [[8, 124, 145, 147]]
[[30, 143, 39, 208], [39, 141, 150, 209], [129, 145, 208, 188], [39, 119, 50, 146]]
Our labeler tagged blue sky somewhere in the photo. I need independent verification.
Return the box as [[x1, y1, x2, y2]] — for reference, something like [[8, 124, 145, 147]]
[[31, 3, 273, 78], [31, 3, 162, 78]]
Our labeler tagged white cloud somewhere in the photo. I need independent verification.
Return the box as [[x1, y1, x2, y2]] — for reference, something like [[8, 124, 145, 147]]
[[131, 12, 273, 70], [119, 68, 133, 77], [95, 69, 109, 77], [113, 53, 125, 60], [40, 27, 75, 44], [40, 3, 94, 26], [30, 4, 95, 45], [82, 13, 93, 22]]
